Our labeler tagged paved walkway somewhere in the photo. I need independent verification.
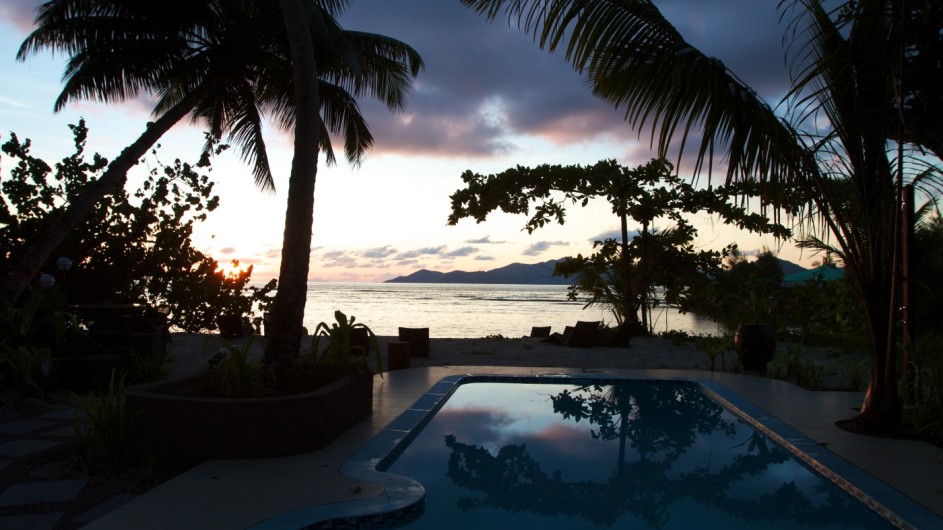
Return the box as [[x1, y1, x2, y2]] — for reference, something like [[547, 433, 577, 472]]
[[0, 399, 144, 530], [3, 366, 942, 529]]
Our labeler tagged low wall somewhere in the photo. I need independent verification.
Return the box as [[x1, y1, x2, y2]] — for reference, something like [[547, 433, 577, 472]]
[[126, 372, 373, 472]]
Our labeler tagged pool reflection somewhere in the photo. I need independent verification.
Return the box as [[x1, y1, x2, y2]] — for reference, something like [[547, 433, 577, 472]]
[[387, 381, 888, 529]]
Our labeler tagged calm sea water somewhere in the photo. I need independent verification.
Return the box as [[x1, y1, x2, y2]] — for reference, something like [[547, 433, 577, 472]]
[[296, 283, 722, 338]]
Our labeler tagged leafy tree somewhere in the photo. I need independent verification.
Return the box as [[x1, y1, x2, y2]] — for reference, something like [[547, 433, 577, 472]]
[[0, 121, 268, 332], [461, 0, 943, 431], [913, 206, 943, 333], [687, 249, 786, 330], [781, 275, 866, 339], [449, 158, 788, 332]]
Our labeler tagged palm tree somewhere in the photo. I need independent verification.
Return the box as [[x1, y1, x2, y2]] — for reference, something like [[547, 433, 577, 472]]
[[3, 0, 423, 361], [461, 0, 942, 431], [260, 0, 423, 374]]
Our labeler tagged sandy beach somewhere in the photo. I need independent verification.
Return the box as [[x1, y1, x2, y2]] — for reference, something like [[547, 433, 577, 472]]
[[166, 333, 730, 379]]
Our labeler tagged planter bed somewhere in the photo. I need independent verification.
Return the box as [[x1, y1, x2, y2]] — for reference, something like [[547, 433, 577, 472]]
[[126, 371, 373, 472]]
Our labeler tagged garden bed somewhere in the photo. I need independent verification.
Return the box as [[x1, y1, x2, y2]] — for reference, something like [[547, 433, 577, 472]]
[[126, 370, 373, 472]]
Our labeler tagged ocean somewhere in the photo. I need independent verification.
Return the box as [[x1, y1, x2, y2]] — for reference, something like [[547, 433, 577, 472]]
[[297, 283, 722, 338]]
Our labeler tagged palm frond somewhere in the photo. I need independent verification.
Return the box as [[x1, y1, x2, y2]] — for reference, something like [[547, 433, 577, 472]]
[[463, 0, 810, 187]]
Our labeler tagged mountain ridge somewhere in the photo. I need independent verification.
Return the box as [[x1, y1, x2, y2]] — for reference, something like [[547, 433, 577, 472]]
[[385, 259, 569, 285], [385, 257, 809, 285]]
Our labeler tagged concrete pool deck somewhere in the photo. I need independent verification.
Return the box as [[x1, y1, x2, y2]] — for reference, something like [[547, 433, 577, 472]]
[[83, 364, 943, 530]]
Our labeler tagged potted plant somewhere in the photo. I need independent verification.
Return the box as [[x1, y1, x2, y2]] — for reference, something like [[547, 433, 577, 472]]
[[732, 291, 777, 374], [213, 267, 275, 339], [308, 310, 382, 375], [214, 266, 253, 339]]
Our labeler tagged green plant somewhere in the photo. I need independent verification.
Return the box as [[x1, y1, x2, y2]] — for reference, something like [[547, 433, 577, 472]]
[[905, 334, 943, 435], [310, 311, 382, 374], [71, 371, 141, 475], [211, 336, 272, 398], [130, 347, 174, 384], [836, 357, 868, 391], [694, 334, 731, 372], [71, 414, 94, 476], [774, 344, 823, 389], [733, 290, 778, 326], [659, 329, 692, 346], [0, 288, 73, 399], [3, 345, 52, 399]]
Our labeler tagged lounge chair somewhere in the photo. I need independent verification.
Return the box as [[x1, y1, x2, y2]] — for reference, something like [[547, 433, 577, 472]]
[[398, 327, 430, 358], [541, 321, 601, 348], [602, 321, 634, 347]]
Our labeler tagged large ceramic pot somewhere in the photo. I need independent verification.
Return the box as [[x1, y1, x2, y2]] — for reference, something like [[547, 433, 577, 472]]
[[126, 371, 373, 472], [733, 324, 776, 374]]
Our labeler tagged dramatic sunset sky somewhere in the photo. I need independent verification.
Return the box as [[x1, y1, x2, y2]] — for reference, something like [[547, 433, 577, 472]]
[[1, 0, 814, 282]]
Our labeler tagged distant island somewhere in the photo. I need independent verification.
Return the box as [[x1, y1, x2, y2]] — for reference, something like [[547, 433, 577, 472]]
[[385, 259, 570, 285], [386, 256, 810, 285]]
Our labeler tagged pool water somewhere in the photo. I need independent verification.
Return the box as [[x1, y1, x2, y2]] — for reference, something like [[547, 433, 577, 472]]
[[382, 381, 890, 529]]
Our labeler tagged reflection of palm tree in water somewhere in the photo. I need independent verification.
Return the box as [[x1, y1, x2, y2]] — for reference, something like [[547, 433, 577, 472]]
[[444, 382, 882, 528]]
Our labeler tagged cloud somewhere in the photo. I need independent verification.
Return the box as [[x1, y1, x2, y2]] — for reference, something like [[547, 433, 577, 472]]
[[522, 240, 568, 256], [474, 255, 496, 261], [320, 250, 360, 268], [395, 245, 447, 260], [586, 228, 650, 244], [466, 235, 506, 244], [340, 1, 637, 159], [220, 247, 237, 255], [339, 1, 792, 164], [445, 246, 477, 258], [1, 1, 41, 33], [360, 245, 397, 259]]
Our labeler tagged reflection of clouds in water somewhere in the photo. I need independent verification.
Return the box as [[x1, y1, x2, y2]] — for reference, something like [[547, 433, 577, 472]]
[[433, 407, 517, 445], [432, 407, 622, 483], [521, 423, 613, 483], [388, 381, 889, 529]]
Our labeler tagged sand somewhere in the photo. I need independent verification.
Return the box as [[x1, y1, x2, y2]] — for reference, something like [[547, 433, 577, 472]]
[[164, 333, 723, 379]]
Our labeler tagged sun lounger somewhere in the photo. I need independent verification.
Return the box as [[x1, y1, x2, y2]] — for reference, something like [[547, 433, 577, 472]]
[[541, 321, 601, 347], [398, 327, 430, 358], [541, 321, 634, 348]]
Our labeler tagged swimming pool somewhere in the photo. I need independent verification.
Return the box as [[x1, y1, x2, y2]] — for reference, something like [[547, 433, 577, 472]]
[[250, 375, 941, 529]]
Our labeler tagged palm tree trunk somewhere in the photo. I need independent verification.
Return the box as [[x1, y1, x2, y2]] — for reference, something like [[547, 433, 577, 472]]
[[265, 0, 321, 379], [0, 87, 208, 310], [620, 210, 634, 327], [857, 285, 902, 431]]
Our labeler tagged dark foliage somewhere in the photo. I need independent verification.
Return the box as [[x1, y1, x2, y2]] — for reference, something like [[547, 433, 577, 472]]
[[0, 121, 271, 332]]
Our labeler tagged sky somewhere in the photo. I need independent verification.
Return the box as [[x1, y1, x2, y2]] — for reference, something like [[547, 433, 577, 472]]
[[0, 0, 815, 283]]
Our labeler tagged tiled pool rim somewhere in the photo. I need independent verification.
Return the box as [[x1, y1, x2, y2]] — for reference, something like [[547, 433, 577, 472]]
[[249, 374, 942, 530]]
